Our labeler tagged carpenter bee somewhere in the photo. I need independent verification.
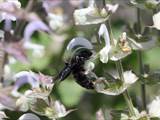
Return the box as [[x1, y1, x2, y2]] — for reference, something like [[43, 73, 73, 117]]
[[56, 48, 94, 89]]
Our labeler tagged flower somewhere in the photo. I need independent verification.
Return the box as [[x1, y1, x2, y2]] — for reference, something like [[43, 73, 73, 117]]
[[120, 108, 149, 120], [42, 0, 65, 30], [123, 71, 138, 84], [18, 113, 40, 120], [0, 0, 21, 21], [12, 71, 54, 98], [23, 20, 50, 57], [95, 71, 138, 95], [0, 111, 8, 120], [48, 13, 64, 30], [98, 24, 111, 63], [23, 20, 50, 42], [98, 24, 131, 63], [74, 1, 118, 25], [12, 71, 39, 97], [106, 4, 119, 13], [153, 11, 160, 30], [127, 36, 157, 50], [148, 97, 160, 118]]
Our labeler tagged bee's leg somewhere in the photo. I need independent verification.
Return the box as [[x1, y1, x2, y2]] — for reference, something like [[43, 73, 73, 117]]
[[73, 72, 94, 89]]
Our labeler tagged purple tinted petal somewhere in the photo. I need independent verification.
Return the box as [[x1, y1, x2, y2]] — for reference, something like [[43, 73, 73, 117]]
[[4, 19, 12, 31], [24, 20, 50, 41], [13, 71, 39, 90]]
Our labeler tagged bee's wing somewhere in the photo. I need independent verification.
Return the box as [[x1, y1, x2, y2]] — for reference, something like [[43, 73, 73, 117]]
[[64, 37, 93, 62], [66, 37, 93, 51]]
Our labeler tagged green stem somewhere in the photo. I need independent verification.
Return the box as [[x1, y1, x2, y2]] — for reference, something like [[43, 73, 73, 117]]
[[107, 20, 115, 46], [116, 60, 136, 116], [137, 8, 147, 111], [107, 18, 135, 116], [123, 91, 135, 116]]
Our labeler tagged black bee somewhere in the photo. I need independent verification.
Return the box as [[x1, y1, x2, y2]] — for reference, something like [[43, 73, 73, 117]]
[[57, 49, 94, 89]]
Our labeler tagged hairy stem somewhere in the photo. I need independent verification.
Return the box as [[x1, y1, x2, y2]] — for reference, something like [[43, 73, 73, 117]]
[[116, 60, 136, 116], [137, 8, 147, 111], [107, 18, 135, 116]]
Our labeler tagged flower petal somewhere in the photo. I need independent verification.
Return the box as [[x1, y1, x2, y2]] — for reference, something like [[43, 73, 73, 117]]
[[148, 97, 160, 118], [0, 111, 8, 119], [0, 0, 21, 21], [18, 113, 40, 120], [95, 77, 127, 95], [23, 20, 50, 41], [74, 3, 109, 25], [98, 24, 111, 48], [12, 71, 39, 97], [99, 46, 110, 63], [123, 71, 138, 85], [153, 11, 160, 30], [128, 37, 157, 50]]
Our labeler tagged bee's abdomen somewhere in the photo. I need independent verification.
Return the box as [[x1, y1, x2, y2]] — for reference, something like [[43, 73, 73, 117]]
[[73, 71, 94, 89]]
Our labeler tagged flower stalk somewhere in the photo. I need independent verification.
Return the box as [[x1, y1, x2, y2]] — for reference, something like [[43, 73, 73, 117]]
[[107, 18, 136, 116], [116, 60, 136, 116], [137, 8, 147, 111]]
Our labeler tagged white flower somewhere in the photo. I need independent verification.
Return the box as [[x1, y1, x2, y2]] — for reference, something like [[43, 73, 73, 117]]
[[16, 91, 30, 112], [18, 113, 40, 120], [123, 71, 138, 85], [99, 47, 110, 63], [0, 111, 8, 119], [148, 97, 160, 118], [120, 108, 149, 120], [128, 37, 157, 50], [98, 24, 132, 63], [106, 4, 119, 13], [153, 11, 160, 30], [74, 1, 109, 25], [95, 70, 138, 96], [98, 24, 111, 63], [23, 41, 45, 57], [48, 13, 64, 30]]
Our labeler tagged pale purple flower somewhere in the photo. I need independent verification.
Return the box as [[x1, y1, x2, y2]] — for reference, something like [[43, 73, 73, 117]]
[[23, 20, 50, 42], [23, 20, 50, 56], [0, 0, 21, 21], [12, 71, 39, 97]]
